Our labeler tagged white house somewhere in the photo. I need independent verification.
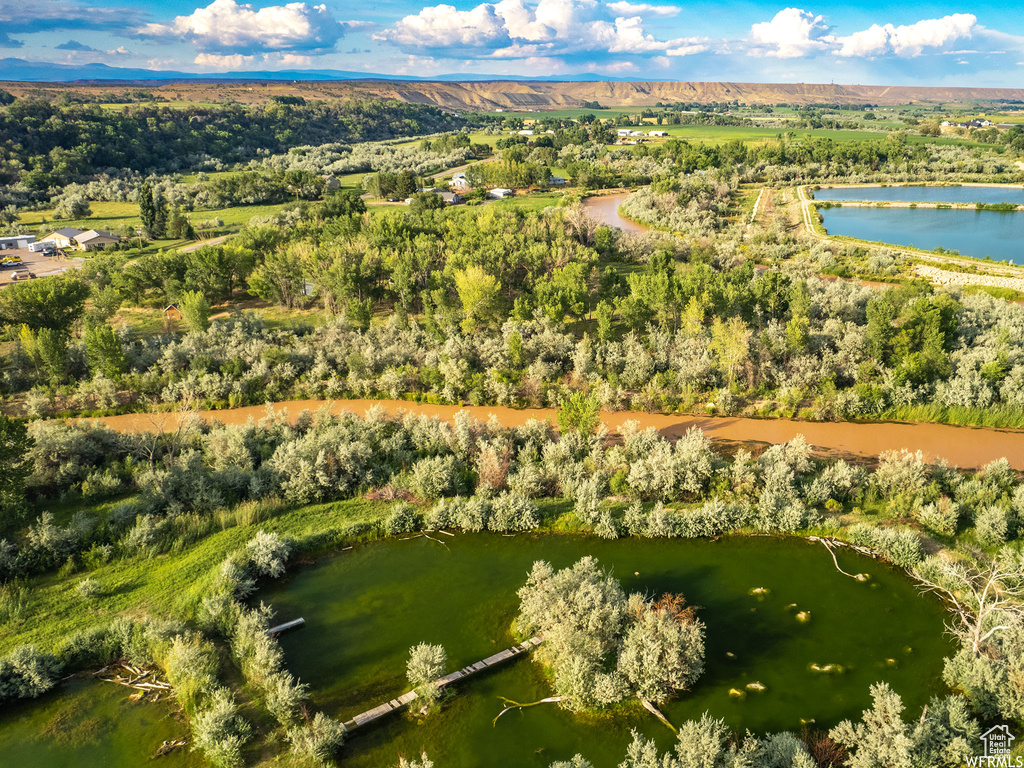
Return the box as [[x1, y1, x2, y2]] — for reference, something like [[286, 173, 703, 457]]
[[40, 228, 82, 249], [617, 129, 632, 136], [489, 188, 514, 199], [439, 191, 463, 205], [649, 130, 668, 137], [629, 130, 645, 137], [517, 129, 534, 136], [549, 176, 567, 186], [451, 172, 470, 190]]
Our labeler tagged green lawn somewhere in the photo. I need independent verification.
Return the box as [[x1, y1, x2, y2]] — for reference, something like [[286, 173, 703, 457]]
[[0, 497, 391, 656]]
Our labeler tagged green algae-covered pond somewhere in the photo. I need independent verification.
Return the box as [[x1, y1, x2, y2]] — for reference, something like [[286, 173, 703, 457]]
[[0, 675, 200, 768], [260, 534, 955, 767]]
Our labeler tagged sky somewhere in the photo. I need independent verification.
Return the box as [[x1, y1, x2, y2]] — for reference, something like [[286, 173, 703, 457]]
[[3, 0, 1024, 85]]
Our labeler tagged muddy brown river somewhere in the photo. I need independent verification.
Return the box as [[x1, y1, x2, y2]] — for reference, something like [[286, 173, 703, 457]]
[[582, 192, 648, 233], [83, 399, 1024, 469]]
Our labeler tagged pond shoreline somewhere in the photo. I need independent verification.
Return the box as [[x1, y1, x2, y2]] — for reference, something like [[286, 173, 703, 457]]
[[261, 531, 954, 766]]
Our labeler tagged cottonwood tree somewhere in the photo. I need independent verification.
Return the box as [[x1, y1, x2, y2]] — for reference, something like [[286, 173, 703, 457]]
[[558, 391, 601, 436], [0, 416, 31, 530], [453, 266, 502, 333], [178, 290, 212, 333], [0, 275, 90, 332]]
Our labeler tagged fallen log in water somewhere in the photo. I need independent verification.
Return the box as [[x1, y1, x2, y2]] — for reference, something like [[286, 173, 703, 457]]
[[493, 696, 564, 726]]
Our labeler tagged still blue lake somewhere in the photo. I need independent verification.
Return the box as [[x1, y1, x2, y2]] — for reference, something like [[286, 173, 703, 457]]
[[819, 206, 1024, 262], [814, 185, 1024, 205]]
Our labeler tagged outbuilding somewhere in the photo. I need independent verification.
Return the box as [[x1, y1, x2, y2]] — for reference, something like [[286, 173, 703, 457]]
[[0, 234, 35, 250]]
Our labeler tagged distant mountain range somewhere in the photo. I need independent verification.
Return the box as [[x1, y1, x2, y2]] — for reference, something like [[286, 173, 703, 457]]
[[5, 58, 1024, 110], [0, 58, 640, 84]]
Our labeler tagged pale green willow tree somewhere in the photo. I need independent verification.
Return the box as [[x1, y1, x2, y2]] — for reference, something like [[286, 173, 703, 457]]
[[515, 557, 705, 714], [830, 683, 978, 768], [407, 643, 447, 707]]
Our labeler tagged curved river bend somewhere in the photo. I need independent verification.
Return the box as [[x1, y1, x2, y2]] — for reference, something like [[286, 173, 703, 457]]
[[582, 192, 649, 233], [261, 534, 953, 768]]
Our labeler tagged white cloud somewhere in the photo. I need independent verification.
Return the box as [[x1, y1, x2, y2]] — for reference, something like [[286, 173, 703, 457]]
[[106, 46, 132, 56], [602, 60, 637, 72], [194, 52, 257, 68], [140, 0, 345, 54], [666, 39, 709, 56], [749, 8, 831, 58], [380, 0, 694, 57], [836, 13, 976, 57], [606, 2, 680, 17], [384, 4, 507, 47]]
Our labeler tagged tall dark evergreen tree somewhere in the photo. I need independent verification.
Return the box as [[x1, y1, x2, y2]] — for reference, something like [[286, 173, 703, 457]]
[[0, 415, 32, 530], [153, 189, 169, 239], [138, 181, 157, 236]]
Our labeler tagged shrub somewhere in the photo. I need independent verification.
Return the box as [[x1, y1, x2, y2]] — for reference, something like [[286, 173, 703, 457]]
[[76, 577, 103, 598], [0, 645, 62, 702], [919, 498, 961, 537], [191, 688, 251, 768], [848, 524, 923, 569], [489, 493, 539, 532], [246, 531, 290, 579], [385, 503, 422, 535], [411, 455, 461, 498], [288, 712, 346, 766], [976, 505, 1010, 547]]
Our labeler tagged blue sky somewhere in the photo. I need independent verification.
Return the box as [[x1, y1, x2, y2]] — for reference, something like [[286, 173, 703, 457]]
[[3, 0, 1024, 84]]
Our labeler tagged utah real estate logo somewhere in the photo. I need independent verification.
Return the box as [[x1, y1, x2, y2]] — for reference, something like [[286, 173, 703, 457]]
[[969, 725, 1019, 767]]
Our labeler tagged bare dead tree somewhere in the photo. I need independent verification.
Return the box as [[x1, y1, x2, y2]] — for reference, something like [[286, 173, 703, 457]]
[[562, 203, 599, 246], [137, 395, 201, 477], [917, 554, 1024, 657]]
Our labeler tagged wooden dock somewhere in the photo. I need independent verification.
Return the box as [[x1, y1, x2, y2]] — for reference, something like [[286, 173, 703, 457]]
[[342, 636, 542, 731], [268, 618, 305, 635]]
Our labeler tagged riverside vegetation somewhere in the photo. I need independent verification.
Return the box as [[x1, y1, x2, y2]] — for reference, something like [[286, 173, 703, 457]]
[[4, 89, 1024, 766], [0, 404, 1022, 764]]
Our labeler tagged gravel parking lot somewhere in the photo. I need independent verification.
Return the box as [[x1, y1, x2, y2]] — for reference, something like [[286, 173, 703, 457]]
[[0, 247, 83, 286]]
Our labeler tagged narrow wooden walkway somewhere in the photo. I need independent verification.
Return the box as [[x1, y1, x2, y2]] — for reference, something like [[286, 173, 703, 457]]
[[342, 636, 542, 731], [268, 617, 305, 635]]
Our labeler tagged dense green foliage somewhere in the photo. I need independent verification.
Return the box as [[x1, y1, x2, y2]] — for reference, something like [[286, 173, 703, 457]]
[[0, 99, 462, 188]]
